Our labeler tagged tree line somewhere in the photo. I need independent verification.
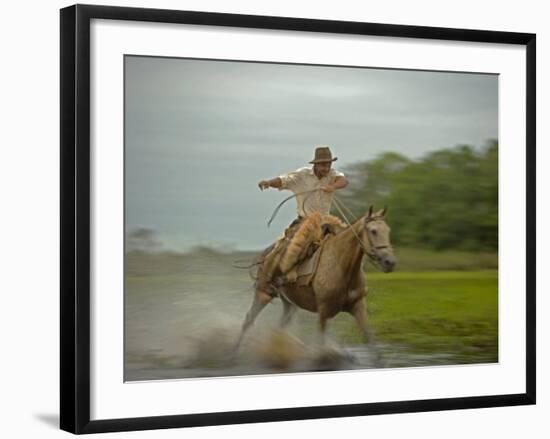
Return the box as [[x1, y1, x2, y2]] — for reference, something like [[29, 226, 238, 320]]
[[338, 140, 498, 251]]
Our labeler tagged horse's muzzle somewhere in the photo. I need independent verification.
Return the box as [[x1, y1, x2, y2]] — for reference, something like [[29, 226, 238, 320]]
[[380, 253, 396, 273]]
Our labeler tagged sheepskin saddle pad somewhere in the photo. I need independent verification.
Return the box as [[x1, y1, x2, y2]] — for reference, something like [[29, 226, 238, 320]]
[[279, 212, 347, 279]]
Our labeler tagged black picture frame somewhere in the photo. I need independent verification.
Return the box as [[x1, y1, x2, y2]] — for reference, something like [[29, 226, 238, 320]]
[[60, 4, 536, 434]]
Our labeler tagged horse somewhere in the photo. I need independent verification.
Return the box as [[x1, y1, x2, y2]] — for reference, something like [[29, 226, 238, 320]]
[[236, 206, 396, 349]]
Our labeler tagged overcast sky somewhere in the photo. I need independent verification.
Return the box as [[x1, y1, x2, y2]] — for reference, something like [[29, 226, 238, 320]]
[[125, 55, 497, 252]]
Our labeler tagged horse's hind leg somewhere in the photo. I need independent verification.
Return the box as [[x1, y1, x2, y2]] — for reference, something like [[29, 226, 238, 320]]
[[319, 316, 328, 345], [279, 296, 296, 328], [234, 290, 272, 351], [317, 310, 331, 346]]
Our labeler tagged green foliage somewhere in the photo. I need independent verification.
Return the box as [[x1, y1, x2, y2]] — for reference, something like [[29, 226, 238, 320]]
[[339, 140, 498, 251]]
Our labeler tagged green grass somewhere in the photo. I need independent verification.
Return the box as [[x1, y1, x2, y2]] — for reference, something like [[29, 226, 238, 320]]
[[333, 270, 498, 363], [369, 248, 498, 272]]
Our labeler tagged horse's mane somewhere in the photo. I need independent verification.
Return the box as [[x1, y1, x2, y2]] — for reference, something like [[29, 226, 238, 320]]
[[323, 214, 348, 233]]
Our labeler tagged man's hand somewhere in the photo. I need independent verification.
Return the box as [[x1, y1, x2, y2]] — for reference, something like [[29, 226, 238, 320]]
[[258, 180, 271, 191], [323, 176, 348, 193], [320, 185, 335, 193], [258, 177, 283, 191]]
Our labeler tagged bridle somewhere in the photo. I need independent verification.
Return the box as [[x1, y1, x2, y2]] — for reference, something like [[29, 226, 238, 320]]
[[264, 188, 391, 270], [332, 196, 392, 270]]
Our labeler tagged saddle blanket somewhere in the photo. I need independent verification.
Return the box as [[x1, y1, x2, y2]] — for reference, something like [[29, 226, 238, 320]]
[[292, 244, 323, 286]]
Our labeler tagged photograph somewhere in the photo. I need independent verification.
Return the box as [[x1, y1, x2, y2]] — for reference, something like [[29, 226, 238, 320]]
[[123, 55, 499, 381]]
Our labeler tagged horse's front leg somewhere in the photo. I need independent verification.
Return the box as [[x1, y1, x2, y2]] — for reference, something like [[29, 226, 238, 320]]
[[349, 296, 374, 344], [348, 296, 384, 367]]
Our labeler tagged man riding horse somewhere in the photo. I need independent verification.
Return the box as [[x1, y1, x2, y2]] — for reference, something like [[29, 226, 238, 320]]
[[234, 147, 395, 351], [256, 146, 349, 299]]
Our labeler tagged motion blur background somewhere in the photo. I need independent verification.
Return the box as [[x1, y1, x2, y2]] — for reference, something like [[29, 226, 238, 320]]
[[125, 55, 497, 252], [3, 0, 547, 437], [125, 57, 499, 380]]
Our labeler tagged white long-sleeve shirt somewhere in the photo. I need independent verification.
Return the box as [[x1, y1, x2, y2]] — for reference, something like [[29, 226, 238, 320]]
[[278, 165, 345, 217]]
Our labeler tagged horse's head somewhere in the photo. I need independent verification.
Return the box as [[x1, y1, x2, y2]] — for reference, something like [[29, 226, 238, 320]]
[[363, 206, 396, 273]]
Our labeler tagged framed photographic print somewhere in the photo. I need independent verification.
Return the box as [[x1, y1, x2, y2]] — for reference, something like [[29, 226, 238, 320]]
[[60, 4, 536, 434]]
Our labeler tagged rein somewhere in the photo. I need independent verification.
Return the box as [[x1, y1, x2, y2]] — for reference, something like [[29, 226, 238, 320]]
[[261, 189, 389, 272]]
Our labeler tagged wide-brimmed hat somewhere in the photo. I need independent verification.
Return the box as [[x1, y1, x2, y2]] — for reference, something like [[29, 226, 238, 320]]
[[309, 146, 338, 164]]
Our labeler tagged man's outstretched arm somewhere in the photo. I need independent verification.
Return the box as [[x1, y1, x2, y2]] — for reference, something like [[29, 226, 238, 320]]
[[258, 177, 283, 191]]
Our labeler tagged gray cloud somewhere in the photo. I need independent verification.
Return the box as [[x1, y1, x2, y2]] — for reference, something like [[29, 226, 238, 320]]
[[125, 55, 497, 251]]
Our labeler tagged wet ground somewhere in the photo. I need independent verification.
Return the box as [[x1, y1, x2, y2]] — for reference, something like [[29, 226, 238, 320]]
[[125, 340, 462, 382], [125, 250, 496, 382]]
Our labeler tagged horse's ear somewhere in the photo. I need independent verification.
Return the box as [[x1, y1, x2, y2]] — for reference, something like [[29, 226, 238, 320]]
[[380, 206, 388, 217], [367, 205, 374, 217]]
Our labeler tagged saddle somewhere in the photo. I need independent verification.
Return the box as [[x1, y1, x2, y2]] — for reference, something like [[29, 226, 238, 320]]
[[283, 241, 325, 286], [268, 212, 347, 288]]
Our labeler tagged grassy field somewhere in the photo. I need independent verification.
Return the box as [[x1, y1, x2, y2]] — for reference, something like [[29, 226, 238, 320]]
[[331, 270, 498, 364], [366, 248, 498, 272]]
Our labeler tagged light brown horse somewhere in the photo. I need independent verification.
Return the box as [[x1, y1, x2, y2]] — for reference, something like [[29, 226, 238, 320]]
[[236, 206, 396, 348]]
